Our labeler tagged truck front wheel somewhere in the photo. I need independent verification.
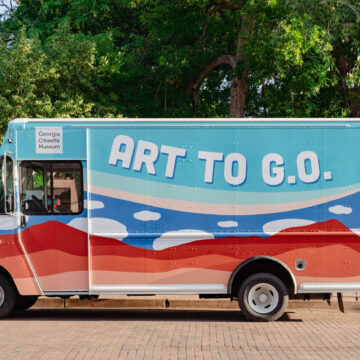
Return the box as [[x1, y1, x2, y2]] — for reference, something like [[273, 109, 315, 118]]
[[0, 273, 17, 318], [238, 273, 288, 322], [14, 295, 38, 312]]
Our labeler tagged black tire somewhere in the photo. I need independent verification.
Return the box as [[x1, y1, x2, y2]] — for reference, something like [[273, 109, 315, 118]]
[[238, 273, 288, 322], [0, 273, 17, 318], [14, 295, 38, 312]]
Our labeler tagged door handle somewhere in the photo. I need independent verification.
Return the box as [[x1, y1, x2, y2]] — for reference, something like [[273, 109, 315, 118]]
[[20, 215, 27, 228]]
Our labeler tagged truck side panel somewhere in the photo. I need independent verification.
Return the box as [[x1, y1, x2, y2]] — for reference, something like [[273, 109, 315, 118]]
[[2, 120, 360, 295], [83, 124, 360, 293]]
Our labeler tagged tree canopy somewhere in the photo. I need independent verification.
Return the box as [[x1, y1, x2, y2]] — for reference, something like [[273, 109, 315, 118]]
[[0, 0, 359, 133]]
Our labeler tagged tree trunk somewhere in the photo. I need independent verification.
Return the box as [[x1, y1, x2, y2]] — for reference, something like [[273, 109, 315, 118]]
[[349, 90, 360, 117], [350, 101, 359, 117], [335, 52, 359, 117], [229, 70, 248, 118]]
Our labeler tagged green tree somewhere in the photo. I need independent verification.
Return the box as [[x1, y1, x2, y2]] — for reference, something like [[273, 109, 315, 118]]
[[0, 23, 117, 136], [0, 0, 358, 122], [288, 0, 360, 117], [126, 0, 334, 117]]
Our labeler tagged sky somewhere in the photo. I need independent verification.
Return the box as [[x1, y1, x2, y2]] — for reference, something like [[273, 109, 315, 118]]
[[0, 0, 15, 16]]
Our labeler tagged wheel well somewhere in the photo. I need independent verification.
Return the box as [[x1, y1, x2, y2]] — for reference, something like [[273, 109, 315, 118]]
[[229, 258, 296, 298], [0, 266, 19, 294]]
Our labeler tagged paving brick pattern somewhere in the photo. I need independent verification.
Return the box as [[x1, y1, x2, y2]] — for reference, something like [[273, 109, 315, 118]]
[[1, 309, 360, 360]]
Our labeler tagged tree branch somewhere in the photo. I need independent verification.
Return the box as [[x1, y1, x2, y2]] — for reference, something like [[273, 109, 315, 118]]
[[235, 15, 255, 61], [321, 0, 360, 21], [188, 54, 236, 112], [209, 0, 246, 11], [199, 13, 211, 49], [189, 54, 236, 92], [189, 2, 251, 113], [199, 1, 247, 49]]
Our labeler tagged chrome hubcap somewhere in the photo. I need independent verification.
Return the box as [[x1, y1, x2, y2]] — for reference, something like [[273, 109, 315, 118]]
[[0, 286, 4, 307], [248, 283, 279, 314]]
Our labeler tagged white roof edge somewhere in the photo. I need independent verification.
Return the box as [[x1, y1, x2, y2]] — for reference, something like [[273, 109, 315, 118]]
[[10, 117, 360, 124]]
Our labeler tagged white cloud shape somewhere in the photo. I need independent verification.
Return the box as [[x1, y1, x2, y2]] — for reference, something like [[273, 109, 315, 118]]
[[68, 218, 87, 232], [217, 221, 238, 228], [134, 210, 161, 221], [263, 219, 315, 235], [0, 213, 30, 231], [0, 215, 19, 230], [153, 229, 214, 250], [68, 217, 128, 241], [329, 205, 352, 215], [84, 200, 104, 210]]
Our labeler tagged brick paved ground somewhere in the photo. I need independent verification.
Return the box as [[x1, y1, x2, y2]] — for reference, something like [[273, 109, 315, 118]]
[[1, 308, 360, 360]]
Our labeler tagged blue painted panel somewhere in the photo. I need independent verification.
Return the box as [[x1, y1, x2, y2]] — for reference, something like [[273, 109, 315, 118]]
[[15, 126, 86, 160], [1, 119, 359, 249]]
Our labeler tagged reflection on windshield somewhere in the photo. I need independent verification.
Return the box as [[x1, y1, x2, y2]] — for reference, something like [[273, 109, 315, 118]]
[[0, 158, 3, 213]]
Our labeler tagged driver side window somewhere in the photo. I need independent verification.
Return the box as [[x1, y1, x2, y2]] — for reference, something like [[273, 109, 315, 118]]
[[20, 161, 83, 215]]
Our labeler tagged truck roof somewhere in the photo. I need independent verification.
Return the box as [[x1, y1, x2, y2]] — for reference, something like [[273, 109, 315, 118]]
[[10, 118, 360, 124]]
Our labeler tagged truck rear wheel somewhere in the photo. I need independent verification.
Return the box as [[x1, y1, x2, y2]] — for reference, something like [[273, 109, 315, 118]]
[[14, 295, 38, 312], [238, 273, 288, 322], [0, 273, 17, 318]]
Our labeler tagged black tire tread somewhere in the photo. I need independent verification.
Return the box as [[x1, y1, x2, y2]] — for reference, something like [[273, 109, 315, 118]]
[[0, 273, 17, 318], [14, 295, 38, 312], [238, 272, 288, 322]]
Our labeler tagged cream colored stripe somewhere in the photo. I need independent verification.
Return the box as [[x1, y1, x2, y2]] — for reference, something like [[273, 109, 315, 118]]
[[90, 185, 360, 215]]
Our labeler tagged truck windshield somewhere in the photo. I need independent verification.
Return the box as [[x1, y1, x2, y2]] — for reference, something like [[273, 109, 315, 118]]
[[0, 157, 14, 214]]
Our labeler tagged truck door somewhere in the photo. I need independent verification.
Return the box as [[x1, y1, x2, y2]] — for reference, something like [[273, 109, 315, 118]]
[[0, 156, 43, 296]]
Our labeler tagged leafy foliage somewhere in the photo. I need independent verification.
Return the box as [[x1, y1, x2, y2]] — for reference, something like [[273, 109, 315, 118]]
[[0, 0, 359, 135], [0, 23, 118, 135], [287, 0, 360, 116]]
